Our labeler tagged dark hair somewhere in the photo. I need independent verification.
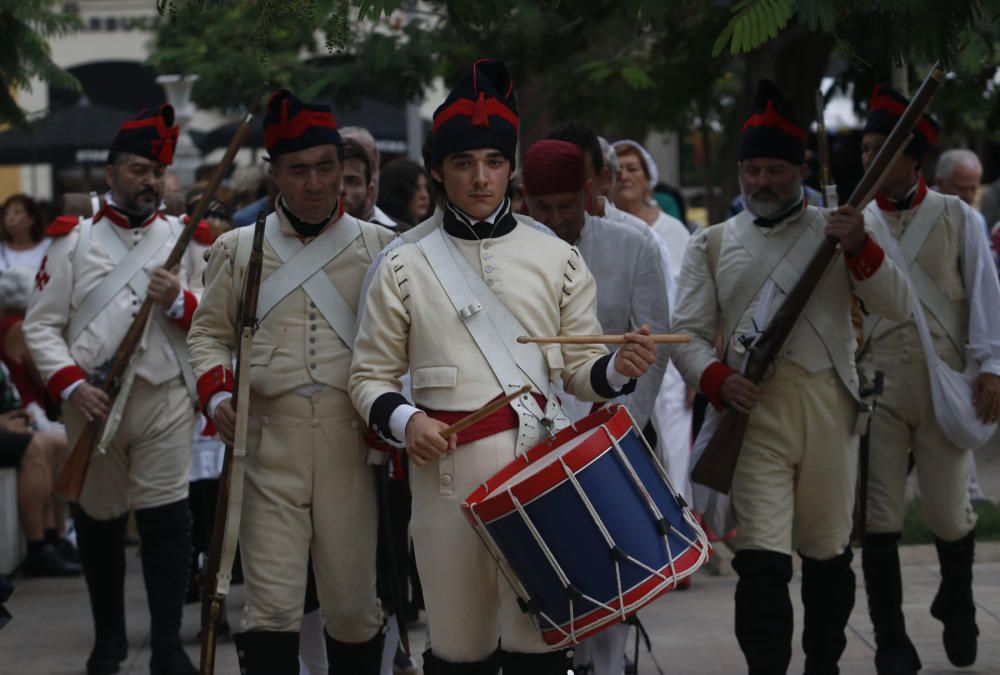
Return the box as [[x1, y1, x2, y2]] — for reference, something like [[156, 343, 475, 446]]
[[378, 158, 429, 227], [341, 138, 373, 186], [0, 194, 46, 243], [548, 122, 604, 175]]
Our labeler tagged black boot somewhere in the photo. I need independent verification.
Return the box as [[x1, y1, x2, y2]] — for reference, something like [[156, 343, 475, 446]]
[[134, 500, 197, 675], [233, 631, 300, 675], [800, 547, 855, 675], [74, 507, 129, 675], [930, 530, 978, 667], [499, 648, 574, 674], [422, 649, 500, 675], [732, 549, 793, 675], [324, 627, 385, 675], [862, 533, 921, 675]]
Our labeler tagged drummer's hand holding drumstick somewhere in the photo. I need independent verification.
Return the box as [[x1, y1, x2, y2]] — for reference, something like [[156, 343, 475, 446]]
[[612, 325, 657, 378], [405, 413, 458, 467]]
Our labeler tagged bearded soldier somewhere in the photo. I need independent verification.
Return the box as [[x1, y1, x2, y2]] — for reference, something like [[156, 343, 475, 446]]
[[669, 81, 910, 674], [24, 105, 202, 675], [349, 60, 656, 675], [858, 85, 1000, 674], [187, 90, 393, 674]]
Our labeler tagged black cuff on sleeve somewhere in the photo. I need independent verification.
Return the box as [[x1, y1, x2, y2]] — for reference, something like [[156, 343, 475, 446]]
[[590, 352, 638, 399], [368, 392, 410, 443]]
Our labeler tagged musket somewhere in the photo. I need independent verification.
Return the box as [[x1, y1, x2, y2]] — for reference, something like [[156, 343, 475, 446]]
[[199, 210, 268, 674], [54, 99, 263, 501], [691, 62, 945, 495], [814, 89, 836, 209]]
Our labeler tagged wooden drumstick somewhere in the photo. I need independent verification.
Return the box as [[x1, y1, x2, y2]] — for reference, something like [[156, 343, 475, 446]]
[[439, 385, 533, 438], [517, 334, 691, 345]]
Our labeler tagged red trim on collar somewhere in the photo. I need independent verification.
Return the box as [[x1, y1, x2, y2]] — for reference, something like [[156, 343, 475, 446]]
[[47, 365, 86, 401], [432, 94, 519, 133], [45, 215, 80, 237], [263, 109, 337, 149], [700, 361, 736, 411], [870, 95, 938, 145], [875, 176, 928, 212], [95, 206, 161, 229], [742, 101, 807, 141]]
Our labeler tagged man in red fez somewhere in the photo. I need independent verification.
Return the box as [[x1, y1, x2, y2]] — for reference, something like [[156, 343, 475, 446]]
[[350, 61, 656, 675], [669, 79, 911, 674], [24, 104, 205, 675], [188, 89, 395, 674], [523, 138, 671, 675], [858, 84, 1000, 674]]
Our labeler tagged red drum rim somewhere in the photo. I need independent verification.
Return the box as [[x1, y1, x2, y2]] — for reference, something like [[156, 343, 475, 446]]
[[540, 544, 706, 646], [462, 405, 633, 524]]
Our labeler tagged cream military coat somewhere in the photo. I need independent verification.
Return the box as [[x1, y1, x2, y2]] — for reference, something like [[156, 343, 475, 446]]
[[188, 207, 394, 402], [349, 209, 615, 431], [24, 208, 201, 400], [671, 204, 911, 402]]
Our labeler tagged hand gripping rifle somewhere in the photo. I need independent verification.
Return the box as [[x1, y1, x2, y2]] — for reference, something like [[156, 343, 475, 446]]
[[691, 63, 945, 495], [199, 210, 267, 674], [54, 103, 262, 501]]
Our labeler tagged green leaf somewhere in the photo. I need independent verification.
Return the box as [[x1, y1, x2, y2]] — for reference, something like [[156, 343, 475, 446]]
[[620, 64, 655, 89]]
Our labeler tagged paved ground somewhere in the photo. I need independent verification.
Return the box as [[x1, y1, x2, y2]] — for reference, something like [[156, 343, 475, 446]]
[[4, 545, 1000, 674], [4, 440, 1000, 674]]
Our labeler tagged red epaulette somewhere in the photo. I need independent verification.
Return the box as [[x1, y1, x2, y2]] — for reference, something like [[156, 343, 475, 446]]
[[192, 220, 215, 245], [45, 215, 81, 237]]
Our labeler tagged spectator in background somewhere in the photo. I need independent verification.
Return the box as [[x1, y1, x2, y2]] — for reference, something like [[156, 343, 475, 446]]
[[230, 164, 268, 211], [0, 332, 77, 577], [0, 194, 51, 274], [934, 148, 996, 506], [232, 168, 278, 228], [341, 138, 375, 221], [377, 158, 431, 232], [341, 126, 396, 228], [934, 149, 982, 207]]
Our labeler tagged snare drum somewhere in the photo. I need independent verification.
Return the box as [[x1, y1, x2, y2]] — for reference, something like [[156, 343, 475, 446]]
[[462, 405, 710, 647]]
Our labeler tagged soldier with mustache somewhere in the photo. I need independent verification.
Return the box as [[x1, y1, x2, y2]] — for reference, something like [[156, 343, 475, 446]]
[[24, 106, 204, 675]]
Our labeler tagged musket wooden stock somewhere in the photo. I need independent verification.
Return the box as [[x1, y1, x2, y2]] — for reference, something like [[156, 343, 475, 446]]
[[200, 211, 268, 675], [691, 63, 945, 495], [54, 101, 263, 502]]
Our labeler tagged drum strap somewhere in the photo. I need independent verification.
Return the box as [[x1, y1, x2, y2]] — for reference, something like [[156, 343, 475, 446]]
[[418, 227, 568, 454]]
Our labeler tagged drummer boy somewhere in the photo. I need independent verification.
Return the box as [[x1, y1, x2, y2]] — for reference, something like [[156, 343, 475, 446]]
[[349, 59, 656, 674]]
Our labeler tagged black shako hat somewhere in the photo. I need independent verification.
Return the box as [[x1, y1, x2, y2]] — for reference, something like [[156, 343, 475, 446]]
[[863, 84, 940, 161], [739, 79, 806, 165], [431, 59, 519, 168], [263, 89, 341, 159], [109, 104, 178, 165]]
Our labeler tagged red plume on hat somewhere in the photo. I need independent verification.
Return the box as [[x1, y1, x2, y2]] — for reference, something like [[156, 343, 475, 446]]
[[262, 89, 341, 158], [431, 59, 519, 167], [864, 84, 939, 159], [110, 104, 179, 165]]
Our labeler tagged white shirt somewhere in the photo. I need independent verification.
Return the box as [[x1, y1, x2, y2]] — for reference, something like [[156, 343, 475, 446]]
[[0, 239, 51, 273]]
